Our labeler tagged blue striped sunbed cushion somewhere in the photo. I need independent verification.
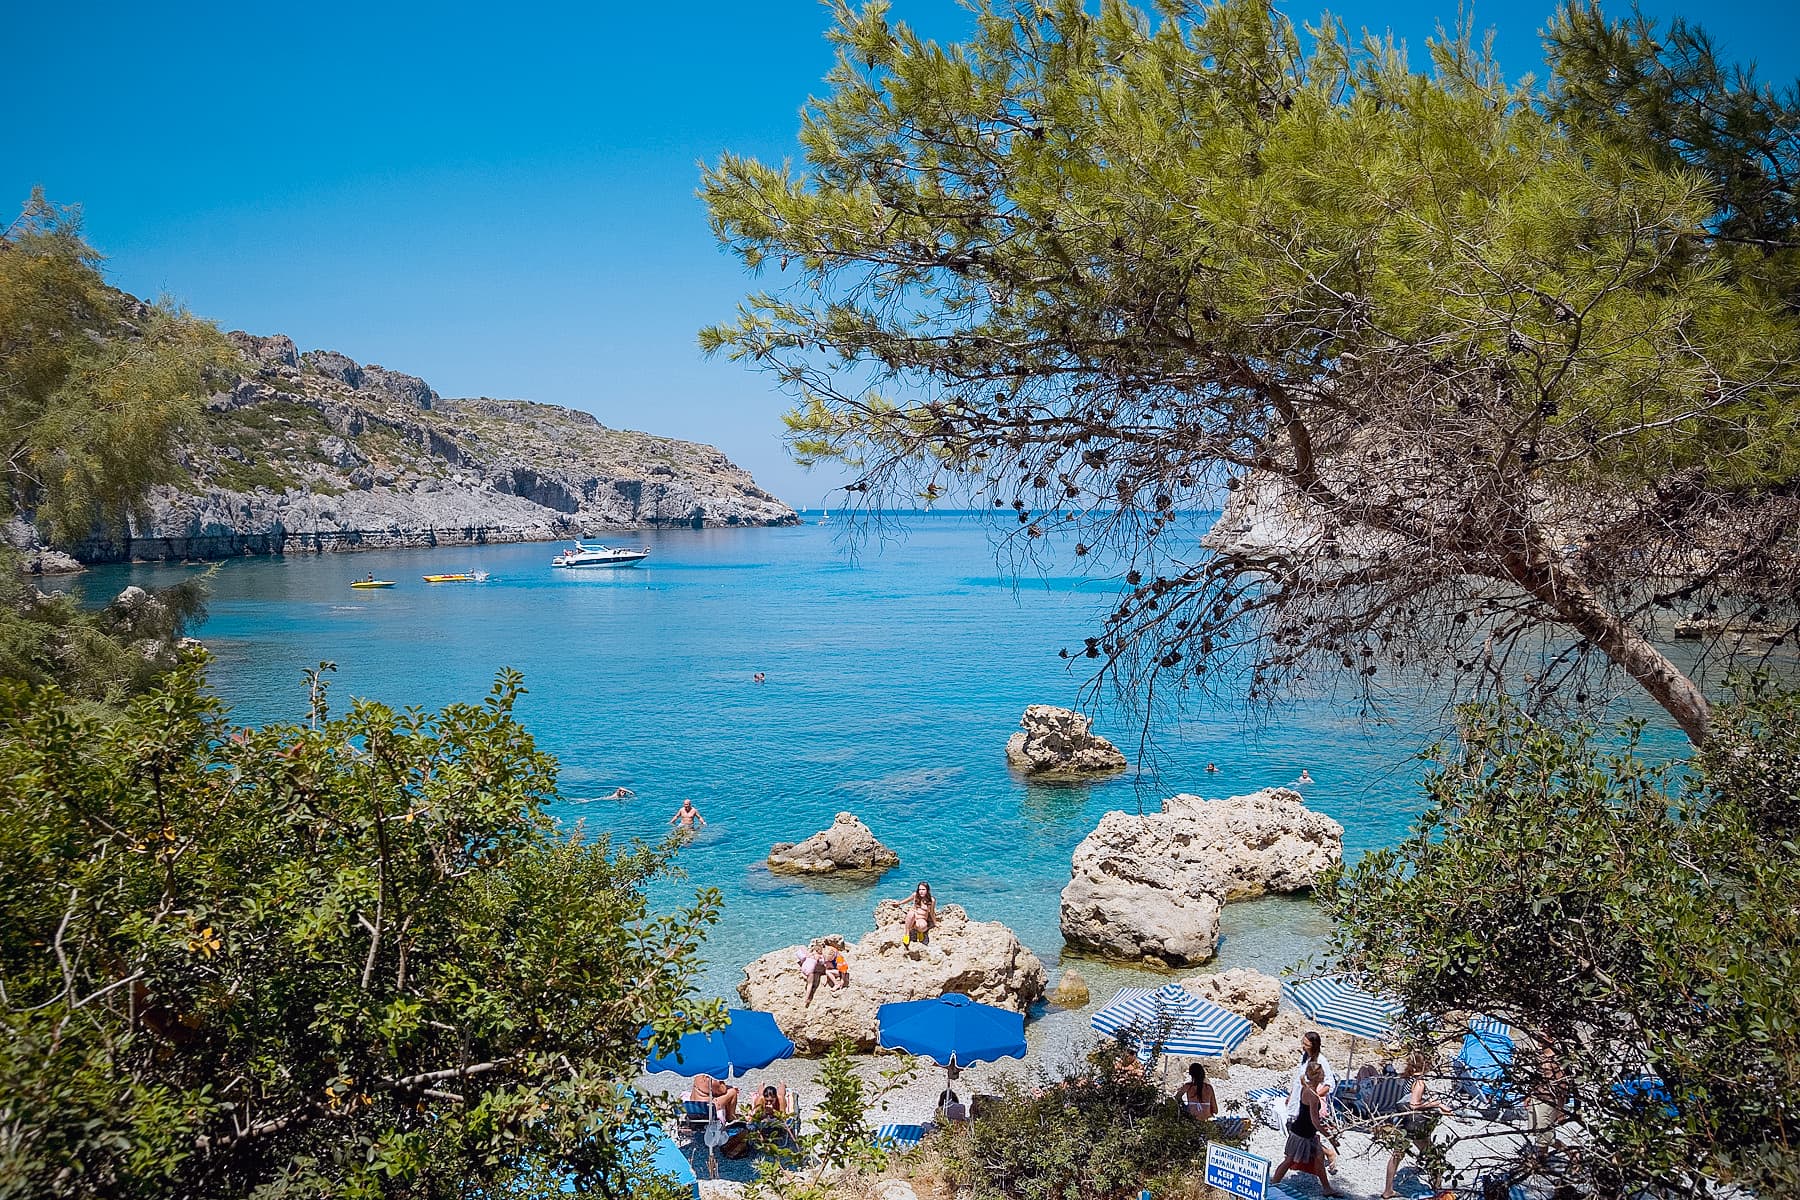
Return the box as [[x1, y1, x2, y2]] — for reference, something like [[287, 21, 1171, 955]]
[[1468, 1015, 1513, 1041], [1211, 1116, 1250, 1140], [681, 1100, 714, 1122], [875, 1123, 925, 1150], [1357, 1074, 1411, 1116]]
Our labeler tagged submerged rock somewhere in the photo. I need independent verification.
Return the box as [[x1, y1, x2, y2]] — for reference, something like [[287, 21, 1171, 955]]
[[1050, 968, 1091, 1007], [1058, 788, 1345, 966], [767, 812, 900, 875], [737, 900, 1047, 1055], [1004, 705, 1128, 776]]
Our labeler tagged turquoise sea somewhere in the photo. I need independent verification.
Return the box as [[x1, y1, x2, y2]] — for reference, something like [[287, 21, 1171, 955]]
[[75, 512, 1684, 1000]]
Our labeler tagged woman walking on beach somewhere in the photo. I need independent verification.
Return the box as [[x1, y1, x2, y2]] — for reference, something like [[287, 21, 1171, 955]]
[[902, 881, 936, 945], [1272, 1063, 1339, 1197], [1289, 1031, 1341, 1166], [1382, 1050, 1452, 1198]]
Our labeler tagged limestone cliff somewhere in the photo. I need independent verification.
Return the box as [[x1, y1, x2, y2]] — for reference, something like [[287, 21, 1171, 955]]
[[68, 330, 796, 562]]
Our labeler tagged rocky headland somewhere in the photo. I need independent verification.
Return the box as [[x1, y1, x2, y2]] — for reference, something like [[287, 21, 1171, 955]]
[[737, 899, 1047, 1054], [48, 325, 795, 565], [1059, 787, 1344, 966]]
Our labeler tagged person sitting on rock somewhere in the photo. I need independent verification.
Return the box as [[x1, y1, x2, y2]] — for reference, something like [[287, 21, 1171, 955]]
[[798, 941, 847, 1005], [902, 881, 937, 946], [688, 1073, 739, 1122]]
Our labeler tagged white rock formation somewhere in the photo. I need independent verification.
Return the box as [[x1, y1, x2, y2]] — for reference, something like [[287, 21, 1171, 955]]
[[1004, 705, 1128, 775], [1059, 788, 1344, 966], [1181, 967, 1283, 1027], [1059, 811, 1227, 966], [767, 812, 900, 875], [1160, 788, 1344, 900], [737, 901, 1047, 1055]]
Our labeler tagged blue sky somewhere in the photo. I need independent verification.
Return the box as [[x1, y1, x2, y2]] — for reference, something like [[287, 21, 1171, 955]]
[[7, 0, 1797, 508]]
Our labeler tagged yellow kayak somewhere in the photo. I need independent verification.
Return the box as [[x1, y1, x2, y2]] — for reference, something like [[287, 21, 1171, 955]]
[[350, 580, 396, 589]]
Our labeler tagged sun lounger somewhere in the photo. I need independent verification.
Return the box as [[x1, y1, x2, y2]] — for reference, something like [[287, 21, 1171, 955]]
[[1246, 1085, 1290, 1130], [1352, 1074, 1411, 1119], [1611, 1076, 1677, 1119], [874, 1122, 927, 1152], [1453, 1031, 1522, 1113]]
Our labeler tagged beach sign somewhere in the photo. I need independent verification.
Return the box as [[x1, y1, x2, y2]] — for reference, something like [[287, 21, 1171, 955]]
[[1204, 1143, 1270, 1200]]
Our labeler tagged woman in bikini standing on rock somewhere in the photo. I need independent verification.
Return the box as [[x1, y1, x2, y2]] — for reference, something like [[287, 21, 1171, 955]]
[[902, 881, 936, 945]]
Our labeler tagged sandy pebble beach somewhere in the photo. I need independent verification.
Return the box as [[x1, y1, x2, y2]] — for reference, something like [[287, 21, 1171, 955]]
[[649, 1001, 1538, 1199]]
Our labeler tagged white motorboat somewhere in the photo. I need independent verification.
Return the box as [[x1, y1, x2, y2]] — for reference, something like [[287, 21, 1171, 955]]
[[551, 541, 650, 569]]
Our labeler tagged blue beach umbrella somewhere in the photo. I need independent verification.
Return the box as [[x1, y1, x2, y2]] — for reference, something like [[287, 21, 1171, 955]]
[[642, 1008, 795, 1079], [1281, 975, 1400, 1041], [1091, 983, 1253, 1060], [877, 992, 1027, 1068], [618, 1124, 699, 1199]]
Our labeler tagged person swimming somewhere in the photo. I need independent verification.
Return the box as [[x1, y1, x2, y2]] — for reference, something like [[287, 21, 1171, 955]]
[[1297, 768, 1315, 785], [671, 798, 705, 829]]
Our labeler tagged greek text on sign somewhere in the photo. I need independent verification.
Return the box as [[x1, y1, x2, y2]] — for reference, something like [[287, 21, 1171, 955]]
[[1204, 1143, 1270, 1200]]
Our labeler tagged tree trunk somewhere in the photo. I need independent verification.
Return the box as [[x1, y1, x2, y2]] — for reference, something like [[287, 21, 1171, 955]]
[[1499, 537, 1712, 745]]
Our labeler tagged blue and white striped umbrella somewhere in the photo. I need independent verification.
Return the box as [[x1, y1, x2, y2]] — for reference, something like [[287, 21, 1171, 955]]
[[1091, 983, 1253, 1059], [1280, 975, 1399, 1041]]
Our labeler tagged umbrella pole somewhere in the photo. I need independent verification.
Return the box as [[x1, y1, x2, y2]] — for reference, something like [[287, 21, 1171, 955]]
[[1346, 1035, 1357, 1072]]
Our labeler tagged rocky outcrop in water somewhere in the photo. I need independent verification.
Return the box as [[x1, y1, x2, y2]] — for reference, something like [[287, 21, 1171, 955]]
[[1060, 811, 1227, 966], [1058, 788, 1344, 966], [1004, 705, 1128, 776], [1049, 968, 1090, 1007], [736, 900, 1046, 1055], [1159, 788, 1344, 900], [767, 812, 900, 875], [4, 520, 83, 574], [56, 327, 796, 563]]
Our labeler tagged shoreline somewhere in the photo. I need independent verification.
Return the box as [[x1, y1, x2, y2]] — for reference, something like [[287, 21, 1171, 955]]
[[58, 515, 800, 568]]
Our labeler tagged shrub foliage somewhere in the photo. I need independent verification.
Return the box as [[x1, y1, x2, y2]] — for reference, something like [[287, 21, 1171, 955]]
[[0, 659, 721, 1198]]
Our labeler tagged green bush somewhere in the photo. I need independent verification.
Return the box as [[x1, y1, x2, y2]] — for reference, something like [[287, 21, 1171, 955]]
[[0, 659, 722, 1198], [937, 1044, 1211, 1200]]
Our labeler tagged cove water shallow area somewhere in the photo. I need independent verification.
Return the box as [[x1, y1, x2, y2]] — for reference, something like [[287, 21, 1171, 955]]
[[76, 512, 1683, 1002]]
